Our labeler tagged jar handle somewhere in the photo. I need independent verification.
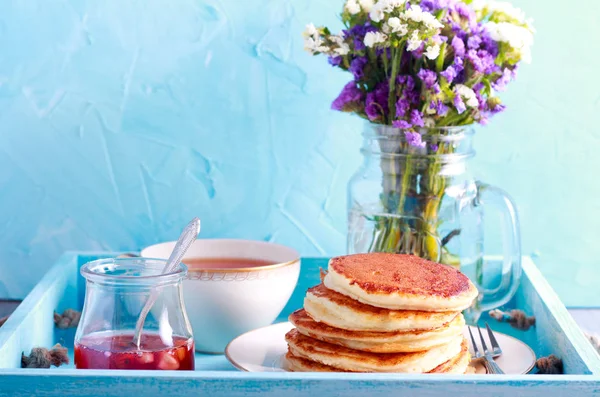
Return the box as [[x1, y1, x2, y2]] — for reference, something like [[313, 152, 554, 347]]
[[474, 181, 522, 312]]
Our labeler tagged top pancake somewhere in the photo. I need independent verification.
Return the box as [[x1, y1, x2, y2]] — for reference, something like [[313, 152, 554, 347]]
[[324, 253, 478, 311]]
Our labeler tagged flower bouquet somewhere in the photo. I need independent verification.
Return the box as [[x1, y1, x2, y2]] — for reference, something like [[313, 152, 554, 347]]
[[303, 0, 534, 265]]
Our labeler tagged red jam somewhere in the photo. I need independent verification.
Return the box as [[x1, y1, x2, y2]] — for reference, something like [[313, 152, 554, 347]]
[[74, 332, 194, 370]]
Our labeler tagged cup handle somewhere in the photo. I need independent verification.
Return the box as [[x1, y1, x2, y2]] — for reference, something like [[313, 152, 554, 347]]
[[474, 181, 522, 312]]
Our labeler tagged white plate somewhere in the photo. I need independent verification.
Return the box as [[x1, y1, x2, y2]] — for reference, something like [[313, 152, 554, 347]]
[[225, 322, 536, 374]]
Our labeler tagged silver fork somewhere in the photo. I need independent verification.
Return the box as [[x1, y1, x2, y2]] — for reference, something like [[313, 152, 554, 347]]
[[484, 323, 503, 357], [468, 323, 504, 374]]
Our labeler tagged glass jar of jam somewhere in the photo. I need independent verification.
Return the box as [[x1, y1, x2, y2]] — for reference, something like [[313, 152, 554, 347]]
[[74, 257, 194, 370]]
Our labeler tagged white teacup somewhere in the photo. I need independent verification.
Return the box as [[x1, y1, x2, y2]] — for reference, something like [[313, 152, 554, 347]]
[[141, 239, 300, 353]]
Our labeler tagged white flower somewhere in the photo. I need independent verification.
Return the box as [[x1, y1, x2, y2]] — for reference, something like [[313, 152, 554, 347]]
[[364, 31, 388, 47], [303, 23, 318, 38], [424, 44, 440, 59], [358, 0, 374, 12], [369, 0, 406, 22], [303, 24, 328, 54], [473, 1, 525, 22], [330, 35, 342, 45], [404, 5, 424, 21], [345, 0, 361, 15], [303, 23, 333, 55], [472, 0, 534, 31], [335, 44, 350, 55], [385, 0, 407, 11], [406, 31, 422, 51], [369, 3, 385, 22], [387, 17, 408, 36], [486, 22, 534, 63], [423, 117, 436, 127], [404, 5, 444, 30], [330, 35, 350, 55], [304, 37, 330, 54], [455, 84, 479, 108]]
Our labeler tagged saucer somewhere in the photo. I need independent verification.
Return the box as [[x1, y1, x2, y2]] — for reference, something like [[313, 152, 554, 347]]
[[225, 322, 536, 374]]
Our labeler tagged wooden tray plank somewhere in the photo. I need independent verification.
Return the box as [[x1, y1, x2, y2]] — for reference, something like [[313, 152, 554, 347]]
[[0, 371, 600, 397], [516, 257, 600, 375]]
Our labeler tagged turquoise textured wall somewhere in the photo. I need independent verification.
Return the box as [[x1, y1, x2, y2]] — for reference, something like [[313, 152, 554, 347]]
[[0, 0, 598, 306]]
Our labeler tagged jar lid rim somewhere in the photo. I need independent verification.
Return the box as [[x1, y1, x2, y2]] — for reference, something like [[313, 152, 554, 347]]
[[81, 257, 187, 286]]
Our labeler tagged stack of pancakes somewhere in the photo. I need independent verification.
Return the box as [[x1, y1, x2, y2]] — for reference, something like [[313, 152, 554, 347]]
[[285, 253, 479, 373]]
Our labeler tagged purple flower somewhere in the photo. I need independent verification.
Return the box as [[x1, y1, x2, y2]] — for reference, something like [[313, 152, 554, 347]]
[[417, 69, 438, 90], [393, 120, 412, 129], [455, 68, 466, 84], [436, 34, 449, 44], [492, 67, 516, 91], [472, 83, 487, 112], [441, 65, 458, 83], [467, 36, 482, 50], [471, 24, 499, 57], [421, 0, 450, 12], [406, 89, 421, 105], [466, 49, 498, 75], [430, 143, 439, 151], [365, 93, 379, 120], [481, 34, 499, 57], [331, 81, 362, 111], [454, 2, 472, 18], [481, 51, 500, 74], [349, 56, 368, 80], [429, 100, 449, 116], [491, 103, 506, 114], [450, 22, 467, 38], [454, 56, 464, 69], [453, 94, 466, 114], [354, 38, 366, 51], [454, 2, 477, 28], [466, 49, 484, 73], [451, 36, 465, 58], [395, 98, 411, 118], [410, 110, 425, 127], [404, 131, 426, 148], [365, 81, 389, 121], [328, 56, 342, 67], [420, 0, 436, 12], [397, 75, 416, 91], [473, 82, 485, 92]]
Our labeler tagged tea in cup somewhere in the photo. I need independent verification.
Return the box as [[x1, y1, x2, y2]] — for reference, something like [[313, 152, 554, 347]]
[[141, 239, 300, 353]]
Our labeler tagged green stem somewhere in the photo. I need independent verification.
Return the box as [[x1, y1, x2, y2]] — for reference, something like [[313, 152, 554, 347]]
[[396, 153, 412, 214], [387, 42, 404, 124], [436, 43, 447, 72], [382, 51, 389, 78], [342, 56, 350, 69]]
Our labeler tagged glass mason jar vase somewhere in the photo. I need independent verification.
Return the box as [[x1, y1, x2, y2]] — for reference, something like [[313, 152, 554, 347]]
[[347, 124, 521, 319], [74, 257, 195, 370]]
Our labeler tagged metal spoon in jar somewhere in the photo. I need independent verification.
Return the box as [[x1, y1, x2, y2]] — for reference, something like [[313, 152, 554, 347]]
[[132, 217, 201, 348]]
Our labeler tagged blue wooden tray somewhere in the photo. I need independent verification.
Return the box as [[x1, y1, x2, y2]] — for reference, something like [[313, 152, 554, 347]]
[[0, 252, 599, 396]]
